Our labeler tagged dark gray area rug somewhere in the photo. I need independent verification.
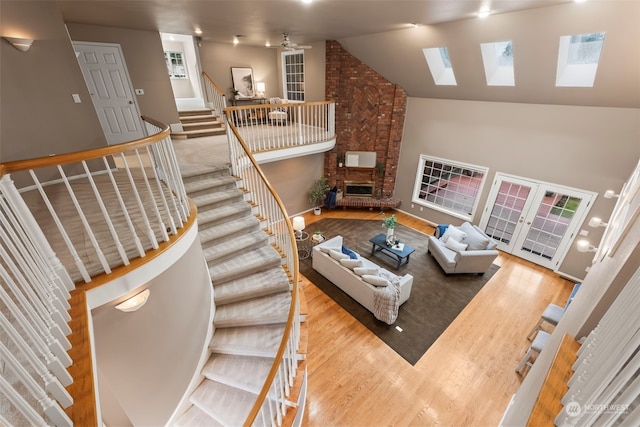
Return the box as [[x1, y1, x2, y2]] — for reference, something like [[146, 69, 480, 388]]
[[299, 218, 499, 365]]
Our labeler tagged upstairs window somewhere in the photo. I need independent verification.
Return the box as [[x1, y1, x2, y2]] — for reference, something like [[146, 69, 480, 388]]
[[556, 32, 605, 87], [281, 50, 305, 101], [412, 155, 488, 220], [423, 47, 457, 86], [480, 41, 515, 86], [165, 51, 187, 79]]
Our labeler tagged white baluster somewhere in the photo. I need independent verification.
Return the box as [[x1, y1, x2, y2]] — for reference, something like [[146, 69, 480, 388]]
[[102, 156, 145, 257], [143, 146, 177, 235], [56, 165, 112, 274], [0, 342, 73, 425], [118, 152, 159, 249], [0, 267, 71, 368], [0, 376, 48, 427], [0, 225, 71, 336], [0, 174, 75, 290], [0, 199, 71, 316], [131, 148, 169, 242], [0, 311, 73, 405], [81, 160, 130, 265], [26, 170, 91, 282]]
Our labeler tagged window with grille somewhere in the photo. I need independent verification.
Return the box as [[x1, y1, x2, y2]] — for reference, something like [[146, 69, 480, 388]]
[[165, 51, 187, 79], [281, 50, 305, 101], [412, 155, 488, 220]]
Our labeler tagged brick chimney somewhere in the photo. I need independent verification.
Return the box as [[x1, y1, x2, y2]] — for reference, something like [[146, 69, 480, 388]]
[[325, 40, 407, 199]]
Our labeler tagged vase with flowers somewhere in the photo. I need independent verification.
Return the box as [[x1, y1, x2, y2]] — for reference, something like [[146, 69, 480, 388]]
[[382, 213, 397, 246]]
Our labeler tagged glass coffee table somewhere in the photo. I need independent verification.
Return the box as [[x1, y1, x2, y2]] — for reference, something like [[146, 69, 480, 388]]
[[368, 233, 416, 269]]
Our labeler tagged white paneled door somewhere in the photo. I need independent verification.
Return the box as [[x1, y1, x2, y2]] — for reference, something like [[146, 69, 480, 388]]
[[74, 42, 145, 145], [479, 173, 596, 270]]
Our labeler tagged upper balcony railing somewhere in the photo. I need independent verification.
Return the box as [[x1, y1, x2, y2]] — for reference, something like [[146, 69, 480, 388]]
[[225, 101, 335, 155]]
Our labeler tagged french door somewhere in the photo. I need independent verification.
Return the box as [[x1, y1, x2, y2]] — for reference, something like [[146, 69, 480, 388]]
[[479, 174, 595, 270]]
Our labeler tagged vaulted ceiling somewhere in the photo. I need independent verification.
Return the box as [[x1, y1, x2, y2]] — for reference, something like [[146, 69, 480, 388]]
[[56, 0, 640, 108]]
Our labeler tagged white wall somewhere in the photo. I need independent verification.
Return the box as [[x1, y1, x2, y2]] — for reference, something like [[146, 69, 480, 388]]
[[395, 97, 640, 279], [90, 235, 212, 426]]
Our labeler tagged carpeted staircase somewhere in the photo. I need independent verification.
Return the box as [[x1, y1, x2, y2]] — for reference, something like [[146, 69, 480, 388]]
[[172, 109, 226, 139], [174, 164, 295, 426]]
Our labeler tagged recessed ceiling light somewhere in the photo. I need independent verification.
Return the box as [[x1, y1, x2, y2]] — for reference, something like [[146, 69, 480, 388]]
[[265, 41, 271, 47], [411, 23, 421, 28], [194, 28, 202, 35], [477, 9, 492, 18], [302, 0, 313, 3]]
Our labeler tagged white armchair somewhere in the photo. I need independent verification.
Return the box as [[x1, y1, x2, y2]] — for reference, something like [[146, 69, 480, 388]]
[[427, 222, 499, 275], [267, 97, 289, 125]]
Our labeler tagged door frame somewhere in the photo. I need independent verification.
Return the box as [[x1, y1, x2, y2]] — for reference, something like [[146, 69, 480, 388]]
[[479, 172, 597, 271], [73, 41, 145, 145]]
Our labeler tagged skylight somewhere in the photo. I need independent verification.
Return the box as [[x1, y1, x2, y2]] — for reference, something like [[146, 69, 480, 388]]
[[556, 32, 605, 87], [423, 47, 457, 86], [480, 41, 515, 86]]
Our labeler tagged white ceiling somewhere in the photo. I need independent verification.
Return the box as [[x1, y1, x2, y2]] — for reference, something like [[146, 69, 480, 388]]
[[56, 0, 640, 108], [57, 0, 570, 47]]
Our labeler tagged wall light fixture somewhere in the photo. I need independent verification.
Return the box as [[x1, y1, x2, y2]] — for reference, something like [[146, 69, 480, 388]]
[[604, 190, 620, 199], [577, 239, 598, 253], [115, 289, 151, 312], [4, 37, 34, 52], [588, 217, 608, 228]]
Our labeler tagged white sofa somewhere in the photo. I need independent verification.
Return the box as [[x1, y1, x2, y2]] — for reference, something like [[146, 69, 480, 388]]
[[311, 236, 413, 316]]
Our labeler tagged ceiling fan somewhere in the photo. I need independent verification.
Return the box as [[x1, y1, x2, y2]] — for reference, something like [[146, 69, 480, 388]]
[[269, 32, 312, 50]]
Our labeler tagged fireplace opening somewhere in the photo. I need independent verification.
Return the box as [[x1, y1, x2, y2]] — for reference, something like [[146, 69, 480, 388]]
[[344, 181, 375, 198]]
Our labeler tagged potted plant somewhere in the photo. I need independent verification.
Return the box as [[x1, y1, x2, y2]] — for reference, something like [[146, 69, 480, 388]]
[[376, 162, 386, 177], [230, 88, 240, 99], [337, 155, 345, 167], [307, 176, 330, 215], [312, 231, 325, 243]]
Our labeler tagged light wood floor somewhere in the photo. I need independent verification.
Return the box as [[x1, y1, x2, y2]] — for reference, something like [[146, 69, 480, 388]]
[[298, 208, 574, 426]]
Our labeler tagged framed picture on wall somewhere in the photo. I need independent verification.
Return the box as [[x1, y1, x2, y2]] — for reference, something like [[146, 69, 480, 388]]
[[231, 67, 255, 98]]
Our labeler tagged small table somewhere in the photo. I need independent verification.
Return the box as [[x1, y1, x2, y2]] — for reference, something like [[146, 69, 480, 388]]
[[296, 231, 310, 260], [369, 233, 416, 269]]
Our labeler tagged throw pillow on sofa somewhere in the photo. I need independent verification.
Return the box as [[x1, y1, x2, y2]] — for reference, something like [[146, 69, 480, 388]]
[[339, 259, 362, 269], [341, 245, 359, 259], [353, 267, 379, 276], [444, 237, 468, 252], [329, 249, 350, 260], [441, 225, 467, 244], [434, 224, 450, 238], [458, 222, 490, 251], [362, 274, 390, 287]]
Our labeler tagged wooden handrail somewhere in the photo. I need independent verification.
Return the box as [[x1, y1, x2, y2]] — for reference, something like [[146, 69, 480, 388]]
[[203, 71, 226, 96], [0, 117, 169, 176], [223, 112, 301, 426]]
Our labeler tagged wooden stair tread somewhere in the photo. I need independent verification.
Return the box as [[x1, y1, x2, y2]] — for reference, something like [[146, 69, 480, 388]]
[[526, 333, 580, 427]]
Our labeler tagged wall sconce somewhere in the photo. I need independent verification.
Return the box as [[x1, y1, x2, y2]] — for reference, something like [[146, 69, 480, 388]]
[[4, 37, 34, 52], [576, 239, 598, 253], [588, 217, 608, 228], [115, 289, 150, 312], [604, 190, 620, 199], [256, 82, 266, 97], [292, 216, 305, 239]]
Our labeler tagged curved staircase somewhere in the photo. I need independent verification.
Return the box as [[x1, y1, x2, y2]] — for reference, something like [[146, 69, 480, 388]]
[[175, 164, 302, 425]]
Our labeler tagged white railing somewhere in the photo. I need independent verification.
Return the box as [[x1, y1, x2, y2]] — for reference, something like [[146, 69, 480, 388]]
[[0, 117, 190, 425], [1, 118, 190, 284], [226, 101, 335, 154], [203, 71, 227, 119], [0, 177, 75, 425], [224, 115, 303, 426]]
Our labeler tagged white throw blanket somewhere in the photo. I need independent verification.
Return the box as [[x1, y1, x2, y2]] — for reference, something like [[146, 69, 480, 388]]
[[373, 272, 401, 325]]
